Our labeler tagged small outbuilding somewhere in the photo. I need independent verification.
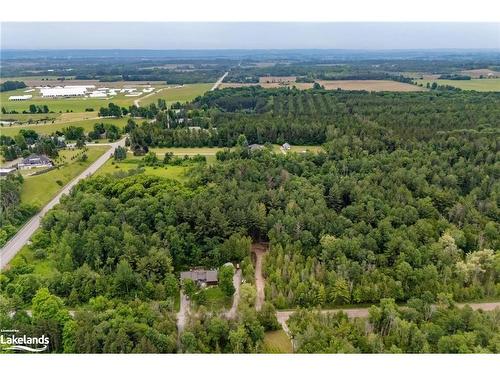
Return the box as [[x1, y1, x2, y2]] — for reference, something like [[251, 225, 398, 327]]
[[282, 143, 291, 151]]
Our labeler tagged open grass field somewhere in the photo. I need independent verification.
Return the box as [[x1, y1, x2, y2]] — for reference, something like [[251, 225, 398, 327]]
[[263, 330, 293, 353], [95, 157, 190, 181], [0, 117, 128, 137], [420, 78, 500, 91], [148, 146, 226, 156], [138, 83, 214, 106], [317, 80, 426, 92], [20, 146, 110, 208]]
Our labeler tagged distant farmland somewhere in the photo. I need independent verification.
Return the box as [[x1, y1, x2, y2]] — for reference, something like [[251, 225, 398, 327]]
[[220, 80, 424, 91], [0, 117, 128, 137], [420, 78, 500, 92], [317, 80, 426, 92], [139, 83, 213, 106]]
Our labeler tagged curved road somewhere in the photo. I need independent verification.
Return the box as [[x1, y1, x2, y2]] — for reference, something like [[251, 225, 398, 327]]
[[0, 138, 126, 270]]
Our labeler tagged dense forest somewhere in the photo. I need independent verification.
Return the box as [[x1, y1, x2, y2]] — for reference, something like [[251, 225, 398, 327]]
[[126, 87, 500, 148], [0, 83, 498, 353], [288, 298, 500, 353], [0, 174, 38, 246]]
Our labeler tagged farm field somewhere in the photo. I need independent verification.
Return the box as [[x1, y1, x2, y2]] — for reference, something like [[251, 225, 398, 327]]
[[317, 79, 426, 91], [1, 89, 140, 113], [0, 117, 128, 137], [220, 82, 314, 90], [0, 76, 165, 88], [460, 69, 500, 78], [263, 330, 293, 353], [138, 83, 214, 106], [20, 146, 110, 208], [420, 78, 500, 91]]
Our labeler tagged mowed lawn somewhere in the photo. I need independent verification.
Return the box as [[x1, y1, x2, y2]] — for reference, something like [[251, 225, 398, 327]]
[[1, 117, 128, 137], [139, 83, 213, 106], [263, 330, 293, 353], [419, 78, 500, 91], [20, 146, 110, 208], [316, 80, 426, 92]]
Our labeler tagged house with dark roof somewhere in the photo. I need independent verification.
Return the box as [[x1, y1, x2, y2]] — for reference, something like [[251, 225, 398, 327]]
[[18, 154, 53, 170], [180, 269, 218, 286]]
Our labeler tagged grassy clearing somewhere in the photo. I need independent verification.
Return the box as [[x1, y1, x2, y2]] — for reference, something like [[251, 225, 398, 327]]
[[419, 78, 500, 91], [139, 83, 213, 106], [8, 244, 57, 279], [198, 286, 232, 311], [263, 330, 293, 353], [20, 146, 110, 207], [0, 117, 128, 137], [317, 80, 426, 92], [271, 144, 324, 154], [148, 146, 226, 156], [95, 157, 189, 181]]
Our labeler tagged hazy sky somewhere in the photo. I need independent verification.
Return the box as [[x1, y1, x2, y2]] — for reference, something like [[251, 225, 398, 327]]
[[2, 22, 499, 50]]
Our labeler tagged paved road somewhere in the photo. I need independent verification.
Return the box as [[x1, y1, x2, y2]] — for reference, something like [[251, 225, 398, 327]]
[[225, 268, 242, 319], [0, 157, 22, 168], [0, 138, 126, 270], [252, 243, 267, 311], [210, 72, 228, 91], [133, 88, 165, 107]]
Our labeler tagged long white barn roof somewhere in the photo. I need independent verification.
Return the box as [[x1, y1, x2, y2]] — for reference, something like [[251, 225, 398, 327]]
[[40, 86, 91, 97]]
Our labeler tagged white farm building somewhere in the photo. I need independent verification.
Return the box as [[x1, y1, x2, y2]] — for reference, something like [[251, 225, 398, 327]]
[[9, 95, 32, 101], [40, 85, 95, 98]]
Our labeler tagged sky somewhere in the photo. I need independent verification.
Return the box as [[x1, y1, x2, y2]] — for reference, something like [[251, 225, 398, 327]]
[[1, 22, 499, 50]]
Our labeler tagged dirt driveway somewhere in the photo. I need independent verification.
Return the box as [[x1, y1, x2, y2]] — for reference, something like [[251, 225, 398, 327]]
[[251, 243, 268, 311]]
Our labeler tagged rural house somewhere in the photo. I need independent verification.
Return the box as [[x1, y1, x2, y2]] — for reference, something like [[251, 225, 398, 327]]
[[18, 154, 53, 170], [180, 269, 218, 286], [282, 142, 291, 151]]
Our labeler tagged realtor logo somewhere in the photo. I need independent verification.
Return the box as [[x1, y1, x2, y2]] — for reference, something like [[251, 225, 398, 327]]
[[1, 329, 49, 353]]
